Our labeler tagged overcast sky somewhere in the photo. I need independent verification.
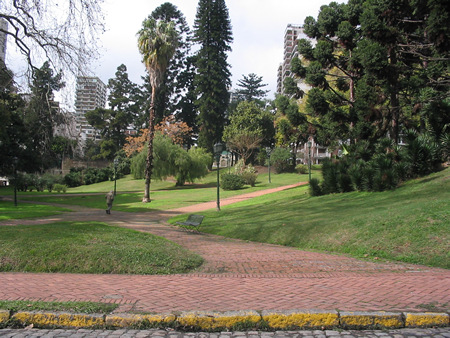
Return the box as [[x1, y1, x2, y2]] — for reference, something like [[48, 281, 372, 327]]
[[92, 0, 345, 100], [6, 0, 345, 107]]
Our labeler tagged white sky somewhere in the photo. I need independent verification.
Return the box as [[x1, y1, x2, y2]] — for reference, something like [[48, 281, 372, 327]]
[[93, 0, 346, 100], [6, 0, 346, 107]]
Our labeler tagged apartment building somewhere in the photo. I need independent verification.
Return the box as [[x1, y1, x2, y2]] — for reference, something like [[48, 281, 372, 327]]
[[0, 18, 8, 64], [277, 24, 313, 96], [74, 76, 107, 141]]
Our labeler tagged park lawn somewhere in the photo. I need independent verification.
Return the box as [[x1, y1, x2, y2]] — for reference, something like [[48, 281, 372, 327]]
[[171, 168, 450, 269], [17, 170, 315, 212], [0, 201, 71, 221], [0, 222, 203, 274]]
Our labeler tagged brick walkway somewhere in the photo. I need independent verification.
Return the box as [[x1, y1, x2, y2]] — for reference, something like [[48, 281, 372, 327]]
[[0, 184, 449, 315]]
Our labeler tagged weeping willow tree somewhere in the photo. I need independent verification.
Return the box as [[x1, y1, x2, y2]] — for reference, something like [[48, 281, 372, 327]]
[[137, 18, 178, 202]]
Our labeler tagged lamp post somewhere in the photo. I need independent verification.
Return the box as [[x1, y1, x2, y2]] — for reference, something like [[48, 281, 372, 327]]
[[113, 158, 119, 196], [13, 156, 18, 207], [266, 146, 272, 183], [307, 141, 312, 182], [213, 142, 224, 211]]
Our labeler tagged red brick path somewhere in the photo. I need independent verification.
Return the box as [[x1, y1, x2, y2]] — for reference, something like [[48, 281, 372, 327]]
[[0, 184, 449, 314]]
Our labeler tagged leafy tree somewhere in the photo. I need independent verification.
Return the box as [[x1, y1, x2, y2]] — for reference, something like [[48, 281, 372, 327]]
[[274, 95, 308, 164], [0, 66, 27, 176], [223, 101, 274, 164], [22, 61, 65, 171], [235, 73, 269, 104], [1, 0, 104, 77], [193, 0, 233, 154], [124, 118, 192, 158], [130, 133, 210, 186], [137, 18, 178, 202], [108, 64, 141, 131], [155, 115, 193, 146]]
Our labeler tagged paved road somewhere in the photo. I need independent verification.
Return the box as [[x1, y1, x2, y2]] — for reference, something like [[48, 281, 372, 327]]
[[1, 327, 450, 337], [0, 183, 449, 315]]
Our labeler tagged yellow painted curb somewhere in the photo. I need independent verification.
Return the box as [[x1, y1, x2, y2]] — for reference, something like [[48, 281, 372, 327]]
[[177, 311, 261, 330], [261, 310, 339, 329], [405, 312, 449, 327], [0, 310, 10, 325], [12, 312, 104, 328], [340, 311, 403, 328], [1, 309, 449, 330], [105, 313, 176, 328]]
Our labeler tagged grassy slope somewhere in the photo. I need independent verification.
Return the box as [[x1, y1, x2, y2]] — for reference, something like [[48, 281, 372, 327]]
[[0, 222, 203, 274], [176, 169, 449, 268], [14, 171, 314, 213]]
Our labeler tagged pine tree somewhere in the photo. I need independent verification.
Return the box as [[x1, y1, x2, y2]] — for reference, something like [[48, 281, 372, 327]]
[[193, 0, 233, 153], [235, 73, 269, 103]]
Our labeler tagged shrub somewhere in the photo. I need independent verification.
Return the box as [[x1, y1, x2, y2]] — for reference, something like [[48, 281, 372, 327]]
[[40, 173, 62, 192], [220, 173, 245, 190], [54, 184, 67, 193], [232, 160, 258, 187], [270, 147, 293, 173], [321, 158, 339, 194], [309, 178, 322, 196], [241, 171, 257, 187], [64, 168, 83, 187], [295, 164, 308, 174]]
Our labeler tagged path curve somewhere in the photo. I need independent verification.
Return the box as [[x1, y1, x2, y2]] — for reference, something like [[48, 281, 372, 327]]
[[0, 183, 449, 315]]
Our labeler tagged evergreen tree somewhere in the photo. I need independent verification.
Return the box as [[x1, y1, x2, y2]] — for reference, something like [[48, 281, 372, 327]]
[[235, 73, 269, 103], [175, 55, 198, 147], [193, 0, 233, 153]]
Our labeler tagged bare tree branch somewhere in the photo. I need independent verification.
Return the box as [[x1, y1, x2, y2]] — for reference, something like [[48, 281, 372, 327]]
[[1, 0, 105, 79]]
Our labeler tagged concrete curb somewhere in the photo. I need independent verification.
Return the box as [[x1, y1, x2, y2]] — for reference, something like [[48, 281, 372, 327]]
[[1, 310, 448, 331]]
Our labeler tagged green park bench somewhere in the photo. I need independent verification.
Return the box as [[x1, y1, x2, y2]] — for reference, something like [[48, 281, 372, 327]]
[[176, 214, 204, 231]]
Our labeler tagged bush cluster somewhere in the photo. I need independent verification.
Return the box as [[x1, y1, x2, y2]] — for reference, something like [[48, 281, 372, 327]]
[[311, 131, 447, 196], [222, 159, 258, 190], [268, 147, 293, 173], [12, 173, 65, 192], [64, 165, 122, 188], [295, 164, 308, 174], [220, 173, 245, 190]]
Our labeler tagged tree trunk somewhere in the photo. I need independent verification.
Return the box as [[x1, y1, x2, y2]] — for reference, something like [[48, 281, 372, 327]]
[[143, 87, 157, 203]]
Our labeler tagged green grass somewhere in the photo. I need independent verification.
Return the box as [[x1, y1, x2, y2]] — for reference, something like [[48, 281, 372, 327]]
[[0, 222, 203, 274], [0, 201, 71, 220], [170, 169, 450, 269], [16, 170, 315, 213], [0, 300, 118, 314]]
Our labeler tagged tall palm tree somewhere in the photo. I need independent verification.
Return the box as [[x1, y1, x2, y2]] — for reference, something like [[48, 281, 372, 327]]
[[137, 18, 178, 202]]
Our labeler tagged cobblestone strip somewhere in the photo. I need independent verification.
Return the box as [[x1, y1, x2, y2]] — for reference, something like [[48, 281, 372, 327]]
[[1, 327, 450, 337]]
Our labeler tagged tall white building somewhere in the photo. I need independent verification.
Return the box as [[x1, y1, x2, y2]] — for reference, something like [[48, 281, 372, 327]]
[[0, 18, 8, 64], [277, 24, 313, 96], [74, 76, 107, 141]]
